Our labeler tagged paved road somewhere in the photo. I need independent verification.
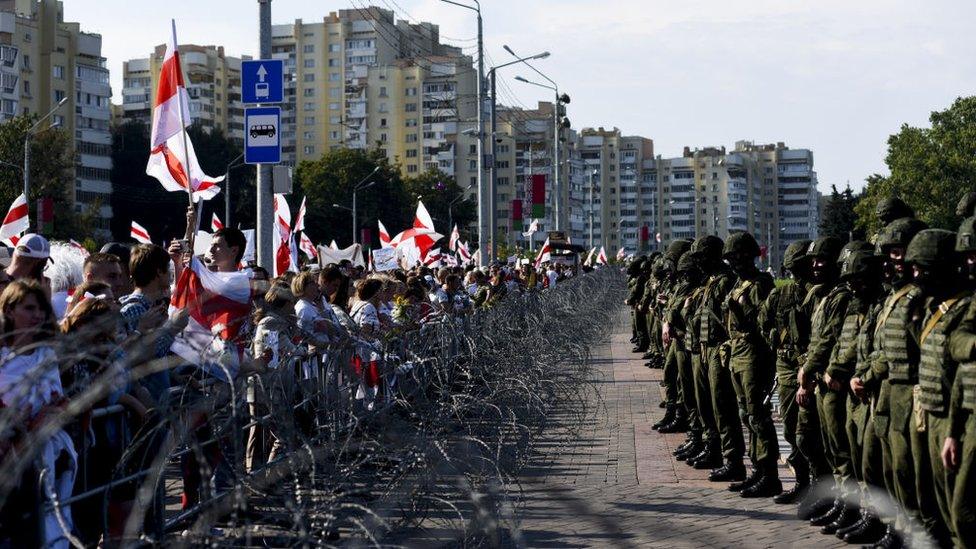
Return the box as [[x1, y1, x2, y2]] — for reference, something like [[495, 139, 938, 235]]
[[507, 309, 848, 548]]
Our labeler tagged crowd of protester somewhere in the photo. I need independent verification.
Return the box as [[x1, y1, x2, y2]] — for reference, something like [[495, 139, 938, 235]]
[[0, 222, 584, 548]]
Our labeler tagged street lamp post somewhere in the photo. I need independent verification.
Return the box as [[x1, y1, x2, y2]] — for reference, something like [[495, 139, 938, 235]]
[[224, 152, 245, 227], [24, 96, 68, 200], [440, 0, 486, 265], [506, 45, 565, 232], [588, 169, 598, 249], [488, 50, 550, 263]]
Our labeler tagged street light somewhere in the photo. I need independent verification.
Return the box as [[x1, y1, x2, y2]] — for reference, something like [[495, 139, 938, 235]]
[[487, 50, 550, 263], [348, 168, 379, 245], [507, 43, 565, 233], [588, 169, 599, 249], [24, 96, 68, 199], [440, 0, 486, 266], [224, 152, 245, 227]]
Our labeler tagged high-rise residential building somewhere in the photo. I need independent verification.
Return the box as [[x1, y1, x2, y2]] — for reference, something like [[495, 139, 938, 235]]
[[0, 0, 112, 231], [269, 7, 471, 167], [121, 44, 246, 143]]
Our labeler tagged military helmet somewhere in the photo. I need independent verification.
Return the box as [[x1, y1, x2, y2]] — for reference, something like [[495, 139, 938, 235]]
[[651, 256, 669, 278], [722, 231, 761, 258], [676, 251, 702, 275], [957, 192, 976, 219], [627, 256, 645, 276], [691, 235, 724, 262], [837, 240, 874, 265], [665, 239, 693, 262], [840, 250, 881, 281], [806, 236, 843, 263], [876, 197, 914, 226], [905, 229, 957, 267], [957, 217, 976, 253], [875, 217, 928, 253], [783, 239, 812, 270]]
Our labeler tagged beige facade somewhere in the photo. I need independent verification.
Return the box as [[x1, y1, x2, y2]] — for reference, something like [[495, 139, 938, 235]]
[[0, 0, 112, 230], [122, 44, 246, 143]]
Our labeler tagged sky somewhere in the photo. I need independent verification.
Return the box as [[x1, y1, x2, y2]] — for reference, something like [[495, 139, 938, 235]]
[[64, 0, 976, 193]]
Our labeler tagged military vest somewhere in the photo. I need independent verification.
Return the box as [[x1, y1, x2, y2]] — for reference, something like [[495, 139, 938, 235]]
[[684, 286, 706, 348], [697, 271, 735, 346], [773, 280, 810, 355], [958, 362, 976, 412], [725, 274, 771, 339], [877, 284, 923, 383], [855, 299, 883, 378], [831, 305, 865, 379], [918, 293, 970, 413]]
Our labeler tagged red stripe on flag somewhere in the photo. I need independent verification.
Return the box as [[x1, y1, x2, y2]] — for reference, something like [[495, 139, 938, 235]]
[[171, 262, 250, 342], [152, 144, 190, 190], [155, 52, 185, 107], [2, 202, 27, 226]]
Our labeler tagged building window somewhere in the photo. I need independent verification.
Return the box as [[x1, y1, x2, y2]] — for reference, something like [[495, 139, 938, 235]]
[[328, 44, 340, 53], [405, 103, 417, 112], [304, 116, 315, 125], [405, 118, 417, 127], [303, 44, 315, 53], [405, 87, 417, 96], [329, 130, 340, 139], [407, 164, 418, 173], [303, 101, 315, 111], [406, 149, 418, 158], [380, 133, 387, 142], [303, 59, 315, 68], [303, 131, 313, 139], [380, 118, 387, 127], [303, 74, 315, 82], [328, 102, 339, 110], [329, 72, 340, 82], [379, 86, 387, 97], [303, 88, 315, 97], [406, 134, 418, 143], [329, 115, 340, 124], [328, 58, 338, 67], [329, 88, 340, 99], [54, 90, 65, 102], [303, 145, 314, 154]]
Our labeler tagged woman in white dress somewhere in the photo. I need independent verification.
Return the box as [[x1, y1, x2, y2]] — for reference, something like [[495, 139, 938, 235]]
[[0, 280, 76, 548]]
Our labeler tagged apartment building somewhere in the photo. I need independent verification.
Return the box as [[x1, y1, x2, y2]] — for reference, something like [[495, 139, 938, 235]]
[[121, 44, 246, 143], [269, 7, 469, 167], [0, 0, 112, 231]]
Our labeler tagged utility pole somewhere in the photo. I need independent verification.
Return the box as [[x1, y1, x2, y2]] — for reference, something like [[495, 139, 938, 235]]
[[256, 0, 273, 270], [476, 4, 486, 266], [589, 169, 596, 249], [489, 69, 497, 263]]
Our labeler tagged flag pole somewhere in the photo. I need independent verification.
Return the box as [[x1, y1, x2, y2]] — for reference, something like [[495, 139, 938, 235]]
[[171, 20, 197, 245]]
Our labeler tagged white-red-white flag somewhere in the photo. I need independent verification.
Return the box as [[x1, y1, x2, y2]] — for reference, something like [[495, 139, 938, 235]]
[[130, 221, 152, 244], [169, 256, 251, 380], [449, 224, 460, 251], [596, 246, 608, 265], [584, 246, 596, 266], [378, 220, 393, 249], [616, 247, 626, 261], [329, 239, 339, 250], [299, 232, 318, 260], [457, 241, 472, 264], [534, 237, 552, 269], [293, 196, 307, 233], [68, 239, 90, 257], [423, 248, 442, 268], [655, 232, 662, 243], [414, 200, 435, 231], [211, 213, 224, 232], [273, 194, 293, 276], [0, 193, 28, 242], [146, 22, 223, 202]]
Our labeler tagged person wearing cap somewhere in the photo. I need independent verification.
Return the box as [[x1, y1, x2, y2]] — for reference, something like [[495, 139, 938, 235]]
[[5, 233, 50, 291]]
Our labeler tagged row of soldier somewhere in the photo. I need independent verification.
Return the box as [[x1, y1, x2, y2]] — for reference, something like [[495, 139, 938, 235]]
[[626, 196, 976, 548]]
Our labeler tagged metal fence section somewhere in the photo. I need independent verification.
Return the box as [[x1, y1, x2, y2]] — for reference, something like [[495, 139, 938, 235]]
[[0, 268, 626, 547]]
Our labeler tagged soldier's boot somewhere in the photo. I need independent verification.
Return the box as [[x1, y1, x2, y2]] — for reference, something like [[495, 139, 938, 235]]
[[658, 409, 688, 433], [822, 503, 860, 535], [773, 467, 809, 504], [810, 499, 845, 527], [709, 460, 747, 482], [653, 405, 676, 430], [797, 478, 836, 520], [674, 433, 702, 460], [690, 440, 723, 469], [870, 525, 903, 549], [642, 351, 655, 360], [839, 510, 884, 543], [728, 468, 763, 492], [633, 342, 648, 353], [741, 466, 782, 498]]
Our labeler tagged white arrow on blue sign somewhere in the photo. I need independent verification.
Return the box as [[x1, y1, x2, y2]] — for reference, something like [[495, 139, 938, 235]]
[[245, 106, 281, 164], [242, 59, 283, 104]]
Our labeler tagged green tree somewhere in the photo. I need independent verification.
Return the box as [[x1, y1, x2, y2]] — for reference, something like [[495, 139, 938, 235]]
[[110, 120, 251, 241], [819, 184, 863, 241], [293, 148, 412, 249], [0, 114, 93, 239], [855, 96, 976, 233]]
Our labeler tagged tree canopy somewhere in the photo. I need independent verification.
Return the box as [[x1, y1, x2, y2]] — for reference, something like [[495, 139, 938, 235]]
[[855, 96, 976, 233], [818, 184, 863, 242]]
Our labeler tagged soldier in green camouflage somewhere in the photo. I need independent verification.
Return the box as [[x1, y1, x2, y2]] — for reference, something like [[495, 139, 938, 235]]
[[871, 216, 931, 548], [794, 237, 843, 522], [760, 239, 813, 504], [721, 232, 779, 497], [672, 251, 709, 458], [660, 250, 704, 438], [903, 229, 962, 548], [695, 236, 746, 482], [653, 240, 693, 430], [943, 215, 976, 549], [627, 257, 649, 351], [686, 236, 727, 470]]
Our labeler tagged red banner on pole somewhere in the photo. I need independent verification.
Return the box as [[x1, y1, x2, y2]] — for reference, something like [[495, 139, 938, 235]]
[[512, 199, 523, 231], [531, 174, 546, 218]]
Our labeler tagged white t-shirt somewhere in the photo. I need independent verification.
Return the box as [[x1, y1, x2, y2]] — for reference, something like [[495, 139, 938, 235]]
[[295, 298, 330, 344], [0, 346, 62, 416], [351, 301, 380, 330]]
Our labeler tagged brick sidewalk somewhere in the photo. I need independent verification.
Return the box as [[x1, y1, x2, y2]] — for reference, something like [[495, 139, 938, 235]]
[[507, 309, 847, 548]]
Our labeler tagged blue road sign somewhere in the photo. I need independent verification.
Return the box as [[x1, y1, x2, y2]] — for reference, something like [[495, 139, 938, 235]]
[[242, 59, 283, 104], [245, 107, 281, 164]]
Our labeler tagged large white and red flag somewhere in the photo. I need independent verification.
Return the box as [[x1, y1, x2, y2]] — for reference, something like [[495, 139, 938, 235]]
[[392, 201, 442, 264], [534, 237, 552, 269], [273, 194, 294, 276], [130, 221, 152, 244], [211, 213, 224, 232], [146, 22, 223, 202], [616, 247, 626, 261], [299, 232, 318, 260], [377, 220, 393, 249], [423, 248, 442, 268], [0, 193, 28, 242], [596, 246, 608, 265], [457, 241, 472, 264], [169, 256, 252, 380], [449, 224, 460, 251], [584, 246, 596, 266], [293, 196, 307, 233]]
